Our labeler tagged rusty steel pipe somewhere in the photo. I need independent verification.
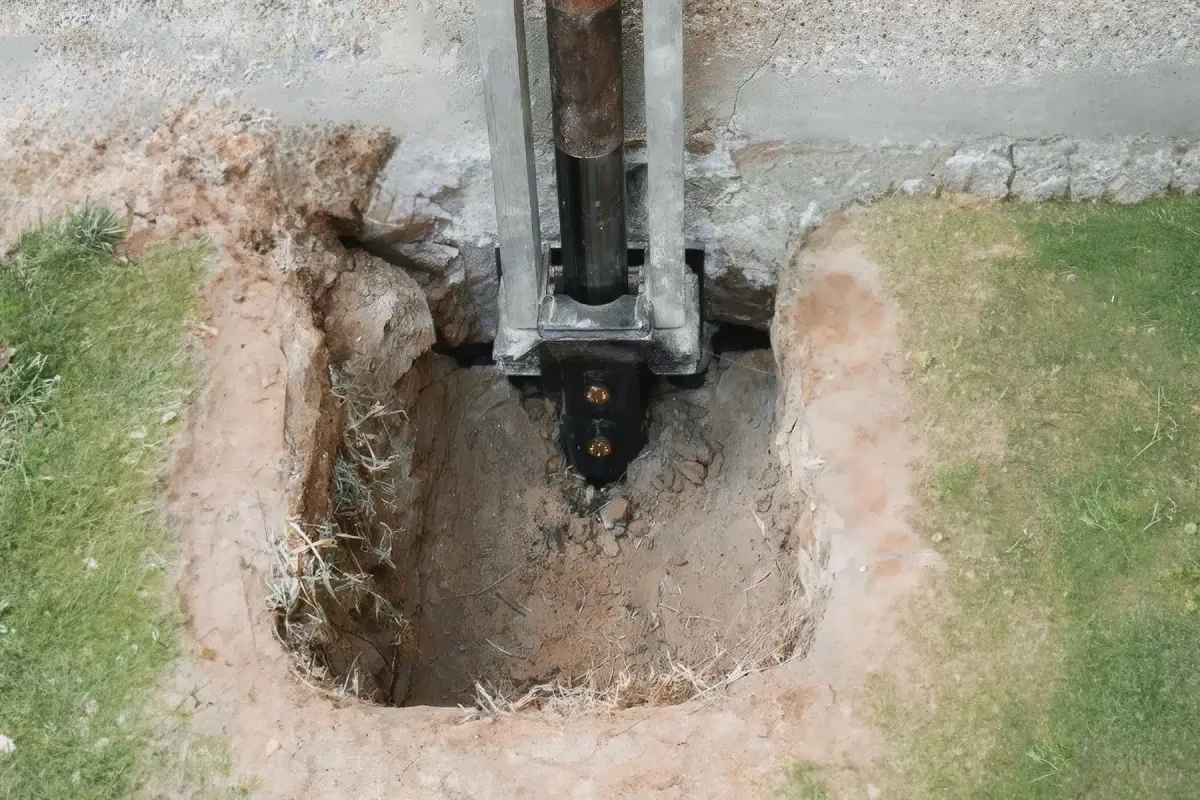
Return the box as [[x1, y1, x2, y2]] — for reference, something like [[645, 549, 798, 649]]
[[546, 0, 628, 306], [546, 0, 624, 157]]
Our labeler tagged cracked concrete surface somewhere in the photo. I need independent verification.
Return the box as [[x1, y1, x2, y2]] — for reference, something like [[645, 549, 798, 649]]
[[3, 1, 1200, 330]]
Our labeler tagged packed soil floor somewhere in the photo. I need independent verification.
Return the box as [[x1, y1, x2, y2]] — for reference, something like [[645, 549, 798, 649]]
[[0, 103, 936, 798]]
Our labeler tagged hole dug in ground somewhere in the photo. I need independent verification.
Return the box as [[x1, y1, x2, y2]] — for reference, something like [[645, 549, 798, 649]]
[[274, 242, 818, 711]]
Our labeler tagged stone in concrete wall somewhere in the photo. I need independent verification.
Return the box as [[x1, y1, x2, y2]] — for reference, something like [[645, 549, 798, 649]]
[[1070, 141, 1130, 200], [1012, 141, 1074, 201], [943, 141, 1013, 198], [1109, 146, 1178, 205], [1174, 146, 1200, 195]]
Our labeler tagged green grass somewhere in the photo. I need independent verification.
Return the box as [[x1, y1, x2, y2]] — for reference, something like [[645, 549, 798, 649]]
[[866, 198, 1200, 798], [773, 762, 830, 800], [0, 209, 206, 798]]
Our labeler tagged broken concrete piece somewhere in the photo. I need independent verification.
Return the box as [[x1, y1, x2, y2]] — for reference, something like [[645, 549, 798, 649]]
[[321, 252, 435, 397]]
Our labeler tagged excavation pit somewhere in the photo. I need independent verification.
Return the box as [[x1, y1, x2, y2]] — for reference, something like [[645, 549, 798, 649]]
[[406, 354, 800, 707], [276, 250, 815, 709]]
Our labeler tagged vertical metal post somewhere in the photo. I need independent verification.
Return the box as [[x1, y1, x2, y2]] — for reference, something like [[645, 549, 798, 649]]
[[644, 0, 686, 329], [476, 0, 542, 331]]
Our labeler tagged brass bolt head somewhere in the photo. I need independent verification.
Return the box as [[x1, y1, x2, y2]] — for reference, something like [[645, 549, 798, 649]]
[[586, 438, 614, 458], [585, 385, 611, 405]]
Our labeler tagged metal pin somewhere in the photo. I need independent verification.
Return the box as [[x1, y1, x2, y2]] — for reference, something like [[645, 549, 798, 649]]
[[587, 438, 614, 458]]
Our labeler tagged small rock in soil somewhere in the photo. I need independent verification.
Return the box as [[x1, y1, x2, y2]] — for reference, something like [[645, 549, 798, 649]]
[[670, 470, 685, 493], [679, 460, 706, 485], [628, 519, 650, 538], [599, 497, 631, 528], [597, 530, 621, 558], [669, 553, 689, 568]]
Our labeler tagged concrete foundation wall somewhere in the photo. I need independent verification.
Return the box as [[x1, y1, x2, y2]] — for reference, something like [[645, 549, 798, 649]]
[[4, 1, 1200, 328]]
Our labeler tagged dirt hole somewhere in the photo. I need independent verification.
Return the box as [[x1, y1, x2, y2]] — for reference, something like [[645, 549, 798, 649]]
[[274, 230, 816, 713]]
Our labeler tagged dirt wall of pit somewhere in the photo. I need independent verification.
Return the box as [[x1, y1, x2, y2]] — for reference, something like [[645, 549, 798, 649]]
[[4, 2, 1200, 332]]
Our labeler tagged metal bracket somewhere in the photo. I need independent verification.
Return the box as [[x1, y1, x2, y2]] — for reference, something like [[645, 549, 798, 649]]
[[478, 0, 700, 378]]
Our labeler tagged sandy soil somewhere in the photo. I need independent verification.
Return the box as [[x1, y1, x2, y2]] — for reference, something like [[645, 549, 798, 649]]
[[0, 105, 936, 798]]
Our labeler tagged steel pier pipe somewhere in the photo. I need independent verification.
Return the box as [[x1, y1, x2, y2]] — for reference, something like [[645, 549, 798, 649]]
[[545, 0, 628, 306]]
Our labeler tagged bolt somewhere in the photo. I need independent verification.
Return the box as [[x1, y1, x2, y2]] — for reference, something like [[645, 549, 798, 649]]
[[587, 438, 613, 458], [585, 385, 611, 405]]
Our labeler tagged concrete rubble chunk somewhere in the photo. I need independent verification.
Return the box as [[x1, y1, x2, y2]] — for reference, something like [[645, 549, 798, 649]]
[[1012, 140, 1075, 201], [1070, 140, 1130, 200], [390, 242, 480, 346], [321, 252, 435, 397], [359, 142, 501, 342]]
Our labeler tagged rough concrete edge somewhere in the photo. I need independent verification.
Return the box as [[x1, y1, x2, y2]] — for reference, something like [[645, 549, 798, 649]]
[[357, 132, 1198, 333]]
